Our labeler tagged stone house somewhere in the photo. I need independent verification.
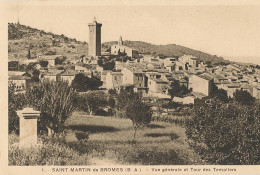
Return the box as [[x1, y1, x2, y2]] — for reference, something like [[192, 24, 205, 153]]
[[105, 72, 123, 89], [60, 69, 78, 85], [189, 73, 214, 96], [148, 78, 169, 94], [121, 67, 146, 89]]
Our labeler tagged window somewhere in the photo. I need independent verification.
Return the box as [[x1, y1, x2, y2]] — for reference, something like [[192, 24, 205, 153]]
[[114, 76, 117, 81]]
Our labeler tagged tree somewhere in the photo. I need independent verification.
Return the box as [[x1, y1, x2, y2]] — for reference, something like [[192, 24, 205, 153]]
[[26, 62, 37, 72], [8, 85, 27, 133], [30, 69, 40, 82], [26, 81, 77, 136], [55, 57, 66, 65], [71, 73, 102, 92], [116, 88, 141, 112], [27, 47, 31, 60], [39, 60, 49, 68], [186, 100, 260, 164], [210, 88, 229, 103], [168, 80, 189, 98], [125, 100, 152, 138], [79, 91, 108, 115], [233, 89, 255, 105], [8, 61, 18, 71]]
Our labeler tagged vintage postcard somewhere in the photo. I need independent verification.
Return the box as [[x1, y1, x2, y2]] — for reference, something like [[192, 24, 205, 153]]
[[1, 0, 260, 175]]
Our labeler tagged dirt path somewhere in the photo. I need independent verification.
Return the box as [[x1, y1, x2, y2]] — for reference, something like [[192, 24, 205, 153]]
[[89, 157, 120, 165]]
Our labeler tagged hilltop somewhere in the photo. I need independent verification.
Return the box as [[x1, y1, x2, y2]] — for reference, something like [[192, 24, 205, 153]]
[[8, 23, 88, 61], [9, 23, 228, 64]]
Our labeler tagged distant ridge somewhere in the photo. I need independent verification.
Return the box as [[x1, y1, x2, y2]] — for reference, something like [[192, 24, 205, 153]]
[[102, 40, 228, 64], [9, 22, 228, 64]]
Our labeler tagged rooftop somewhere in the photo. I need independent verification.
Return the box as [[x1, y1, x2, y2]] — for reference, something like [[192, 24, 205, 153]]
[[9, 75, 31, 80], [197, 73, 213, 81]]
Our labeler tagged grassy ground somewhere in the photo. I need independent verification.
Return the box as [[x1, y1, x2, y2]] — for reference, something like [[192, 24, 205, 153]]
[[9, 111, 202, 165], [64, 111, 202, 165]]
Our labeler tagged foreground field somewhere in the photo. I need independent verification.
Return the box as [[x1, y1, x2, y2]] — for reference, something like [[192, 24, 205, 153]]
[[65, 111, 202, 165], [9, 111, 202, 165]]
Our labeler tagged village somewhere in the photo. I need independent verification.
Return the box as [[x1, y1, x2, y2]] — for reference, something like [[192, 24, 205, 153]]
[[8, 18, 260, 109]]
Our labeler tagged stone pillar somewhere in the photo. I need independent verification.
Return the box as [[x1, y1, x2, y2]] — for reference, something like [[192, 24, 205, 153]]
[[16, 107, 41, 148]]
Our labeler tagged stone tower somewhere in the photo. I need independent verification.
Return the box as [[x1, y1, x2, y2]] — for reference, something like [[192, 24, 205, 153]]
[[118, 36, 123, 46], [88, 17, 102, 57]]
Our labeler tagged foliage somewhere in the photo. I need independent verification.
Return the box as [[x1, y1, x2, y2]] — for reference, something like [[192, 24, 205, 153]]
[[71, 73, 103, 92], [161, 101, 182, 109], [84, 91, 108, 114], [26, 62, 37, 72], [186, 100, 260, 164], [30, 69, 40, 82], [233, 89, 255, 105], [75, 131, 89, 143], [8, 86, 27, 133], [125, 100, 152, 138], [8, 61, 18, 71], [116, 88, 142, 112], [55, 56, 67, 65], [26, 81, 77, 135], [8, 135, 90, 165], [210, 88, 229, 103], [8, 23, 23, 40], [27, 48, 31, 60], [114, 56, 132, 62], [168, 80, 189, 98], [39, 60, 49, 68], [98, 57, 115, 70]]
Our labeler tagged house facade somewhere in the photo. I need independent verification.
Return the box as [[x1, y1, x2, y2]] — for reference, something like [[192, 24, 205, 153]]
[[189, 73, 214, 96]]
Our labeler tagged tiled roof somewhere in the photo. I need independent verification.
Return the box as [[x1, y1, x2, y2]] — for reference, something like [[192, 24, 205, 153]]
[[8, 71, 26, 76], [197, 73, 213, 80], [61, 69, 78, 76], [9, 75, 31, 80]]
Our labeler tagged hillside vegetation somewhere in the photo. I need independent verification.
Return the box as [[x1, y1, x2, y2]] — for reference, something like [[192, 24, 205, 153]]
[[9, 23, 227, 64], [103, 41, 227, 63], [8, 23, 88, 61]]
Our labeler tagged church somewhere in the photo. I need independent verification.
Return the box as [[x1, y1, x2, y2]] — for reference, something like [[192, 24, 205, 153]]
[[111, 36, 139, 58]]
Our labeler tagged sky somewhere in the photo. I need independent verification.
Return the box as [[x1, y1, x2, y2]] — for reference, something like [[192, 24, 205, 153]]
[[6, 1, 260, 63]]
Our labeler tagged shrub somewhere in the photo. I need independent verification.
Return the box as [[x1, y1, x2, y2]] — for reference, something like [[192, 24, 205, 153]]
[[8, 140, 90, 165], [210, 88, 229, 103], [26, 81, 77, 135], [75, 131, 89, 143], [8, 86, 27, 133], [233, 89, 255, 105], [39, 60, 48, 67]]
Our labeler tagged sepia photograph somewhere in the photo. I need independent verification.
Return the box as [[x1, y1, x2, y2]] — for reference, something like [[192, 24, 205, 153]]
[[2, 0, 260, 174]]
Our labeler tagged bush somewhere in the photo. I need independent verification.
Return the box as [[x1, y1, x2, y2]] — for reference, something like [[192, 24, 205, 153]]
[[95, 109, 108, 116], [233, 89, 255, 105], [75, 131, 89, 143], [39, 60, 48, 67], [8, 139, 90, 165], [8, 86, 27, 133], [210, 89, 229, 103]]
